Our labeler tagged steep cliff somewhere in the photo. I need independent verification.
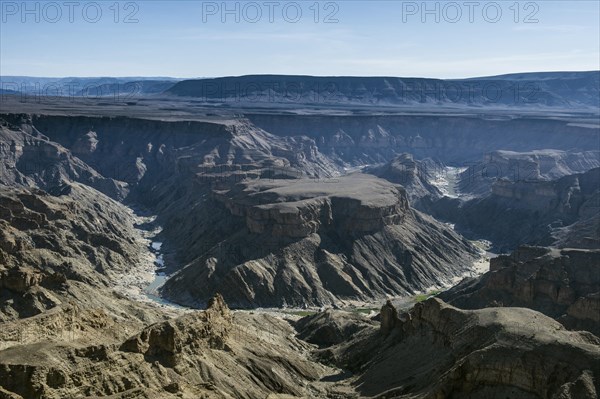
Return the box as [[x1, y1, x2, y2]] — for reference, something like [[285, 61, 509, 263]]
[[365, 153, 443, 206], [247, 113, 599, 165]]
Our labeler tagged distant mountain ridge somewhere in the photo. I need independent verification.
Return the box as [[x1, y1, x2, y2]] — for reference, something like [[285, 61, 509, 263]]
[[165, 71, 600, 108], [3, 72, 598, 108]]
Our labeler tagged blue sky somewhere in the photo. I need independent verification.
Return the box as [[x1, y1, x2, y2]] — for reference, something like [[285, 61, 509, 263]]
[[1, 1, 598, 78]]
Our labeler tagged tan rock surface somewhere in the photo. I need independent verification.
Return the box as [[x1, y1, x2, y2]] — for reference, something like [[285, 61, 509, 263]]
[[320, 299, 600, 398]]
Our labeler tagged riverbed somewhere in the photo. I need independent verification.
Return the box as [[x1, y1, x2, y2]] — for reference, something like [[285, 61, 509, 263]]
[[111, 209, 187, 312]]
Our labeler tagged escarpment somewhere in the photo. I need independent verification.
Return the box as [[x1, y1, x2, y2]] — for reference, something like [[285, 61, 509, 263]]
[[247, 113, 599, 165], [0, 116, 128, 200], [458, 149, 600, 197], [167, 73, 600, 108]]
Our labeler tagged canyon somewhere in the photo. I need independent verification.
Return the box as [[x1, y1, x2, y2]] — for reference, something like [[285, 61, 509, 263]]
[[0, 72, 598, 398]]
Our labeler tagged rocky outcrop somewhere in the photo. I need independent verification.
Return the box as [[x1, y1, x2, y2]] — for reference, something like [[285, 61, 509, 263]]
[[380, 299, 401, 335], [439, 246, 600, 335], [120, 294, 232, 366], [563, 292, 600, 335], [322, 298, 600, 398], [0, 296, 335, 399]]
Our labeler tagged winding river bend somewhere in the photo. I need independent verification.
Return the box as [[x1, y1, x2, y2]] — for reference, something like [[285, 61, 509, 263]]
[[110, 208, 186, 312]]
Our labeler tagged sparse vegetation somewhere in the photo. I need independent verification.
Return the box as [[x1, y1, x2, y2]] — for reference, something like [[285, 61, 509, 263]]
[[414, 290, 441, 303], [284, 310, 317, 317]]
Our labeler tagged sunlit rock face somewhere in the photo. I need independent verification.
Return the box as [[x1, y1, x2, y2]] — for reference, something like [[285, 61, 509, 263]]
[[321, 298, 600, 399]]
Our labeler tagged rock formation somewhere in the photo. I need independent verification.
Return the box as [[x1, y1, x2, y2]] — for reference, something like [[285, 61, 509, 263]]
[[321, 298, 600, 398], [0, 295, 338, 399], [439, 246, 600, 335], [0, 183, 151, 322], [295, 309, 376, 346], [119, 293, 232, 367], [380, 299, 401, 335], [0, 115, 128, 200], [247, 112, 598, 165]]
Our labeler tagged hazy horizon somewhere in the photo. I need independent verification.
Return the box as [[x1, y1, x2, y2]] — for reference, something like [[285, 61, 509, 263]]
[[2, 1, 598, 78], [2, 70, 599, 81]]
